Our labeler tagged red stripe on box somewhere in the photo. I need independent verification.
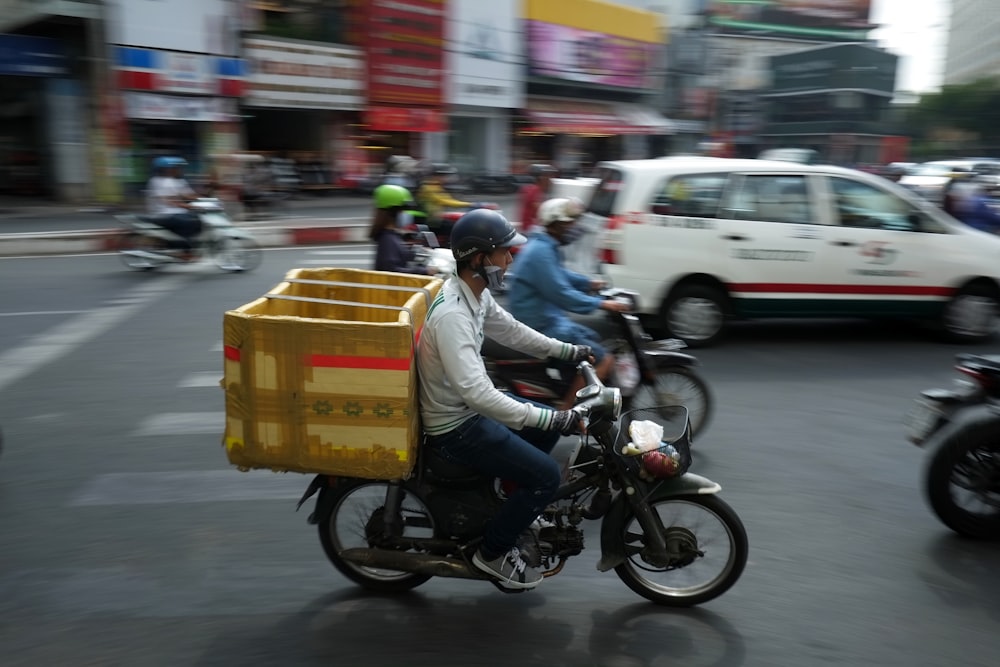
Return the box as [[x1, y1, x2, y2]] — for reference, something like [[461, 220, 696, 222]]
[[224, 345, 241, 361], [728, 283, 954, 297], [307, 354, 411, 371]]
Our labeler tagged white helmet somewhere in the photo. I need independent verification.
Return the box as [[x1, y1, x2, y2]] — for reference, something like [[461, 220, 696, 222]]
[[539, 197, 584, 226]]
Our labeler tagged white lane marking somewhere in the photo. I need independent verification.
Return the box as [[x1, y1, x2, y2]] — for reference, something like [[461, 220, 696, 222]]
[[0, 276, 190, 392], [178, 372, 222, 388], [133, 411, 224, 436], [307, 248, 375, 256], [69, 470, 307, 506], [0, 310, 87, 317]]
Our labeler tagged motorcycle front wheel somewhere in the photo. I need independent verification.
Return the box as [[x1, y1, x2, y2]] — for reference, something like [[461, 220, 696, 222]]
[[318, 479, 435, 592], [613, 495, 748, 607], [119, 233, 162, 271], [628, 365, 713, 439], [925, 420, 1000, 539], [214, 236, 262, 272]]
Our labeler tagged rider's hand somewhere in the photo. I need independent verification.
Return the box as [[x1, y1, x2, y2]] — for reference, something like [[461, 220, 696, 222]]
[[571, 344, 594, 362], [600, 299, 630, 313], [590, 278, 607, 291], [550, 409, 583, 435]]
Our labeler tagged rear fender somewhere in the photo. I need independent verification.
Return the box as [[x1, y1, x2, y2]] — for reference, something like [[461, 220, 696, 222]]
[[644, 349, 699, 367], [296, 475, 343, 525], [597, 473, 721, 572]]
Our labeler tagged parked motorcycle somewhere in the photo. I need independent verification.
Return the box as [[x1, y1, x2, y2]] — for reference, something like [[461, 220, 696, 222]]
[[116, 198, 262, 272], [485, 289, 713, 438], [905, 352, 1000, 538], [298, 361, 747, 606]]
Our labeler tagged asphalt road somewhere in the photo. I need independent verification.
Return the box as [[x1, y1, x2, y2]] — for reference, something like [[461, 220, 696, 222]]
[[1, 246, 998, 667]]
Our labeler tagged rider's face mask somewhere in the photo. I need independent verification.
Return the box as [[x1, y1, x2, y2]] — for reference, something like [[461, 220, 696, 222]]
[[560, 222, 584, 246], [477, 253, 506, 291]]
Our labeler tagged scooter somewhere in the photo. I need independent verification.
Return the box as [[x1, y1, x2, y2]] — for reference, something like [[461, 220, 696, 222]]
[[116, 198, 262, 272], [485, 289, 714, 438], [905, 353, 1000, 538], [297, 361, 748, 606]]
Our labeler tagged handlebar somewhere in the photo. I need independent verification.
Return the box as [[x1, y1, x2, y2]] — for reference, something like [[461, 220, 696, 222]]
[[578, 360, 600, 388]]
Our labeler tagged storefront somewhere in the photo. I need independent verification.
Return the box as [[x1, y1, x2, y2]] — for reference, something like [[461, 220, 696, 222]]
[[519, 0, 673, 174], [445, 0, 522, 174]]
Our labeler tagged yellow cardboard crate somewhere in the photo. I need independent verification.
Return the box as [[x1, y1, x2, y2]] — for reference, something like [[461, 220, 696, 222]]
[[223, 268, 443, 478]]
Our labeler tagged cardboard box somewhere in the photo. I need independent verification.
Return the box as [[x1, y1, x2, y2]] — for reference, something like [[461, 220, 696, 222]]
[[223, 268, 443, 478]]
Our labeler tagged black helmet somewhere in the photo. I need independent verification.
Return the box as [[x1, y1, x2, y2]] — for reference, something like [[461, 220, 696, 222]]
[[529, 163, 556, 178], [450, 209, 526, 261]]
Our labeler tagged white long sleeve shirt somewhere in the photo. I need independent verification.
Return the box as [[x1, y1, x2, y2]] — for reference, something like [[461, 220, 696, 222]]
[[417, 276, 575, 435]]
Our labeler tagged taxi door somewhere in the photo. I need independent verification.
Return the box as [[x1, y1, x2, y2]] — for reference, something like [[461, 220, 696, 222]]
[[717, 172, 831, 317], [816, 174, 958, 319]]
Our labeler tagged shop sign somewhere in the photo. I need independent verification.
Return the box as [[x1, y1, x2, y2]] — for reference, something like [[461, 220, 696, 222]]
[[447, 0, 522, 108], [707, 0, 872, 42], [525, 21, 657, 91], [244, 36, 364, 110], [159, 52, 214, 94], [109, 0, 238, 56], [366, 105, 446, 133], [0, 33, 67, 76], [122, 91, 238, 122], [365, 0, 445, 107]]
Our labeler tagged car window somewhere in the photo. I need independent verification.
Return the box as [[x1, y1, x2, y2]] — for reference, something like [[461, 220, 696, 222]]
[[830, 177, 947, 233], [720, 174, 813, 224], [650, 173, 728, 218], [588, 167, 624, 217]]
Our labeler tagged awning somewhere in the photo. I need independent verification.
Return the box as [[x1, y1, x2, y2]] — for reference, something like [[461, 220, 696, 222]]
[[522, 97, 674, 136]]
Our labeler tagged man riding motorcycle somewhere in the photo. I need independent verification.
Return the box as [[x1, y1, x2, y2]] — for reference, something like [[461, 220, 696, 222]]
[[416, 208, 592, 590], [145, 156, 203, 251], [507, 197, 629, 410]]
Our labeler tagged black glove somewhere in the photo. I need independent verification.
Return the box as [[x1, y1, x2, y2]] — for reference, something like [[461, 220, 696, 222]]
[[571, 345, 593, 362], [550, 409, 581, 436]]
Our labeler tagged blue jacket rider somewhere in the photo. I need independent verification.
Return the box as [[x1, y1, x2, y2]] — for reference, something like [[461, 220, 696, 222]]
[[508, 197, 628, 409]]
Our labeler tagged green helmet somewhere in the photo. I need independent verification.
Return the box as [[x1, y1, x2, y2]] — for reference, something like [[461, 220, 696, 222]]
[[374, 184, 413, 209]]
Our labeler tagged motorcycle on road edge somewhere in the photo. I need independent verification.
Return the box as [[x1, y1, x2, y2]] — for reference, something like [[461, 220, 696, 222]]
[[116, 198, 262, 272], [905, 353, 1000, 538], [297, 361, 748, 607]]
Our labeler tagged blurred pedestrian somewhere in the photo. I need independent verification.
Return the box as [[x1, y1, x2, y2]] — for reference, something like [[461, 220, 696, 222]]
[[518, 164, 556, 234]]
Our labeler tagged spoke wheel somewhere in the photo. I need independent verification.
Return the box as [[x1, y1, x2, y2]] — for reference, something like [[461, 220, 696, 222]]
[[629, 366, 713, 439], [214, 237, 262, 272], [614, 495, 748, 607], [318, 480, 435, 592], [925, 421, 1000, 539]]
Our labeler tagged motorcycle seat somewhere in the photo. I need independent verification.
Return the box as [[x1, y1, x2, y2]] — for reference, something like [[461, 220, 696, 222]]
[[422, 445, 483, 484]]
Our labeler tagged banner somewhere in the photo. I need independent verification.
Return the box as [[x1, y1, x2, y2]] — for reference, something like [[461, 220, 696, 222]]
[[122, 92, 238, 122], [244, 37, 364, 110], [365, 0, 445, 107], [707, 0, 873, 41], [447, 0, 522, 108], [525, 21, 657, 90]]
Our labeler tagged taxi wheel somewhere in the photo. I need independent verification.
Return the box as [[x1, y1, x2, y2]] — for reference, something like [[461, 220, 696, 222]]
[[941, 284, 999, 343], [662, 284, 728, 348]]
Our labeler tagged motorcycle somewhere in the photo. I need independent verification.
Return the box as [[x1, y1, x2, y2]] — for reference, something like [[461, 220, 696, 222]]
[[905, 352, 1000, 538], [297, 360, 748, 606], [485, 289, 713, 438], [116, 198, 262, 272]]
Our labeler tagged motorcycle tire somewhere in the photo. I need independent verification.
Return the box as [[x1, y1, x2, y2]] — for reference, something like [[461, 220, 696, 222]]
[[627, 365, 713, 440], [612, 494, 748, 607], [318, 478, 434, 592], [213, 237, 263, 273], [924, 418, 1000, 539]]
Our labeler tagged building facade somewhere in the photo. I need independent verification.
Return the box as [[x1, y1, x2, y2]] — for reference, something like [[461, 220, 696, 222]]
[[943, 0, 1000, 86]]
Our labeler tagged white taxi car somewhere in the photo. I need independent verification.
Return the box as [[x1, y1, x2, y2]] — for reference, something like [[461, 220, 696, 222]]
[[588, 157, 1000, 346]]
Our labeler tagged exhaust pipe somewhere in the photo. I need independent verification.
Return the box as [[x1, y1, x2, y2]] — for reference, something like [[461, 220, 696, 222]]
[[339, 548, 490, 580]]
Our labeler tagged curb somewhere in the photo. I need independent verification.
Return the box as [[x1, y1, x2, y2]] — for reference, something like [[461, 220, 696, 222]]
[[0, 223, 371, 257]]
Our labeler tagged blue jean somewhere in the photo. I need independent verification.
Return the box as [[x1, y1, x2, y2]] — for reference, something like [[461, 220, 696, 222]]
[[425, 402, 561, 559]]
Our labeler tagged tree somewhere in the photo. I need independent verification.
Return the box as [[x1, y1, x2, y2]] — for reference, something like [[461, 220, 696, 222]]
[[905, 77, 1000, 157]]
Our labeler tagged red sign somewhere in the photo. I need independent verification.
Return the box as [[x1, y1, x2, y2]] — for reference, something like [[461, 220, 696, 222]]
[[366, 105, 446, 133], [365, 0, 445, 107]]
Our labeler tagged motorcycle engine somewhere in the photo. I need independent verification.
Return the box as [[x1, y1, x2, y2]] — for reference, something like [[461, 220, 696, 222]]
[[518, 524, 585, 568]]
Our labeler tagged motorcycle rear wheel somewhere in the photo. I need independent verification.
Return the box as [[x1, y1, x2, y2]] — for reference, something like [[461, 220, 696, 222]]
[[628, 366, 713, 439], [925, 420, 1000, 539], [318, 479, 435, 592], [613, 495, 747, 607], [214, 237, 262, 272]]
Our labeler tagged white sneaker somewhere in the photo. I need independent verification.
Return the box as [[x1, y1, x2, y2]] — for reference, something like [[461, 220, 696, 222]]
[[472, 547, 543, 590]]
